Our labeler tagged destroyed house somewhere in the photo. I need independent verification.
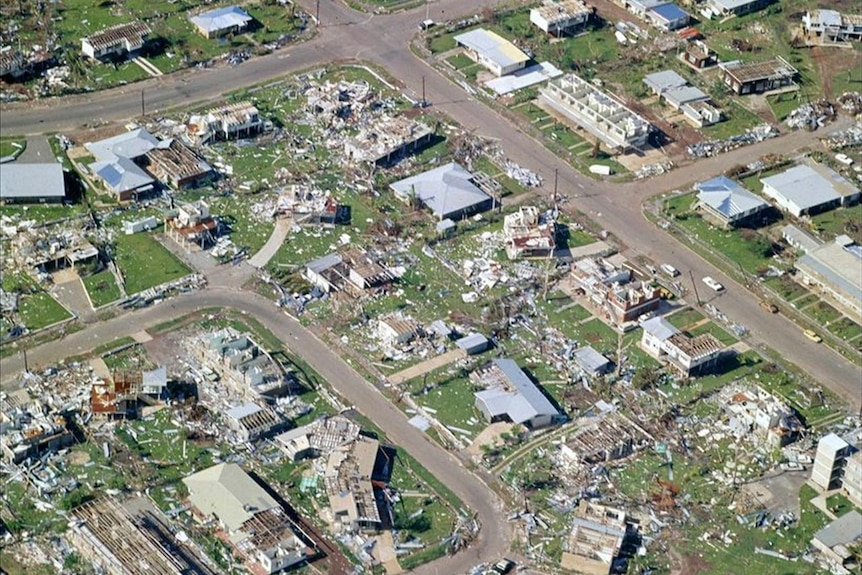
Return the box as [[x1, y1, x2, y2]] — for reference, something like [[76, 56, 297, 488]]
[[471, 358, 560, 429], [561, 500, 630, 575], [324, 436, 388, 531], [720, 384, 804, 448], [0, 47, 25, 78], [165, 200, 218, 249], [503, 206, 556, 259], [530, 0, 593, 37], [0, 163, 66, 204], [189, 6, 253, 38], [81, 21, 151, 60], [720, 57, 798, 95], [68, 497, 184, 575], [1, 390, 74, 464], [390, 162, 495, 221], [812, 511, 862, 571], [275, 415, 361, 462], [559, 412, 651, 465], [187, 101, 263, 144], [139, 139, 213, 189], [344, 116, 434, 166], [25, 233, 99, 273], [640, 317, 725, 376], [304, 250, 393, 294], [183, 463, 312, 574], [695, 175, 768, 228], [226, 402, 285, 442], [274, 186, 339, 224], [683, 41, 717, 70], [804, 10, 862, 43], [202, 329, 292, 398], [540, 74, 652, 151], [572, 256, 660, 324], [454, 29, 530, 77], [377, 314, 420, 345], [91, 374, 140, 419]]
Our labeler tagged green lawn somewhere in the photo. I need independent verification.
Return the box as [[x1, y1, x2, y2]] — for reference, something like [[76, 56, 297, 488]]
[[18, 291, 71, 330], [408, 371, 482, 437], [429, 33, 459, 54], [811, 204, 862, 243], [667, 307, 706, 329], [700, 101, 765, 140], [763, 275, 809, 302], [0, 137, 25, 158], [113, 233, 190, 294], [827, 318, 862, 342], [803, 301, 844, 326], [446, 53, 475, 70], [82, 270, 122, 308], [574, 318, 619, 355]]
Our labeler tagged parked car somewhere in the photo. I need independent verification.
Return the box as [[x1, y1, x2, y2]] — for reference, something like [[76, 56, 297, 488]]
[[760, 300, 779, 313], [660, 263, 679, 277], [803, 329, 822, 343], [493, 559, 515, 574], [702, 276, 724, 292], [419, 19, 435, 30]]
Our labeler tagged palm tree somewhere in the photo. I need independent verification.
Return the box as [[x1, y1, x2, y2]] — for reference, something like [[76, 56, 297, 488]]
[[63, 45, 88, 90]]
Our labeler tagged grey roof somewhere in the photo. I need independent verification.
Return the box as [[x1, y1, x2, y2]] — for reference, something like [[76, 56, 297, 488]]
[[818, 432, 850, 455], [0, 163, 65, 200], [781, 224, 822, 254], [814, 510, 862, 548], [307, 253, 342, 274], [796, 241, 862, 305], [664, 85, 710, 108], [643, 70, 687, 94], [572, 346, 611, 374], [709, 0, 761, 12], [816, 9, 842, 27], [628, 0, 666, 11], [454, 29, 529, 70], [474, 358, 558, 424], [456, 332, 488, 351], [436, 218, 456, 232], [183, 463, 277, 533], [89, 156, 154, 193], [761, 164, 845, 213], [226, 402, 262, 421], [189, 6, 252, 33], [390, 162, 492, 219], [142, 366, 167, 390], [85, 128, 159, 162], [696, 175, 767, 219], [641, 316, 679, 341]]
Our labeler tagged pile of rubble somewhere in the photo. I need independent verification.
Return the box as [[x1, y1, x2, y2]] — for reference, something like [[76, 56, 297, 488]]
[[822, 122, 862, 150], [687, 124, 779, 158], [635, 161, 674, 179], [837, 92, 862, 117], [504, 161, 543, 187], [784, 99, 835, 131]]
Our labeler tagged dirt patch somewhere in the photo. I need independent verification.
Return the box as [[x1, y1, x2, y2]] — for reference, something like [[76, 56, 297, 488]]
[[668, 543, 712, 575], [68, 450, 91, 466], [811, 45, 862, 99]]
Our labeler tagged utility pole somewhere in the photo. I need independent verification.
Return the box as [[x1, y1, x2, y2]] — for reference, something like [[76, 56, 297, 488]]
[[425, 0, 430, 21], [22, 348, 28, 373], [553, 167, 559, 212], [316, 0, 320, 26], [689, 269, 702, 307], [140, 89, 145, 117], [422, 75, 426, 106]]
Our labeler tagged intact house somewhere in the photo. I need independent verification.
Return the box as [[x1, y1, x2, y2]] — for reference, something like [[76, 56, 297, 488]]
[[571, 346, 612, 377], [812, 511, 862, 574], [471, 358, 561, 430], [390, 162, 496, 221], [804, 10, 862, 43], [454, 29, 530, 77], [225, 402, 286, 443], [682, 41, 718, 70], [561, 500, 633, 575], [189, 6, 253, 39], [643, 70, 722, 127], [183, 463, 313, 574], [571, 256, 661, 325], [0, 163, 66, 204], [760, 160, 860, 217], [0, 47, 26, 78], [694, 175, 769, 228], [198, 328, 295, 399], [720, 56, 798, 95], [164, 200, 219, 250], [647, 3, 690, 32], [640, 316, 726, 377], [275, 415, 361, 462], [81, 21, 151, 61], [504, 206, 556, 259], [344, 116, 434, 166], [303, 249, 394, 295], [85, 128, 212, 200], [324, 436, 391, 532], [706, 0, 771, 18], [187, 101, 264, 145], [540, 74, 652, 152], [795, 236, 862, 323], [530, 0, 594, 37]]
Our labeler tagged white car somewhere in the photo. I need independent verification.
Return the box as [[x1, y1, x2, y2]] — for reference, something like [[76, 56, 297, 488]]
[[660, 263, 680, 277], [702, 276, 724, 292]]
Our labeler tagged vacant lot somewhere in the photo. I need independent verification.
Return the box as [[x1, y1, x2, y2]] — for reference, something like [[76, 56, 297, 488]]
[[113, 233, 190, 294], [82, 270, 123, 308]]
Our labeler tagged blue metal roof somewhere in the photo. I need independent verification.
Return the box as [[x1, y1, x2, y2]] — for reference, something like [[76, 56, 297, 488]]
[[650, 2, 689, 21]]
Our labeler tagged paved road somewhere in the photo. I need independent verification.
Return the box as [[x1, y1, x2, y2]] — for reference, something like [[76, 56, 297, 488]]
[[0, 287, 509, 574]]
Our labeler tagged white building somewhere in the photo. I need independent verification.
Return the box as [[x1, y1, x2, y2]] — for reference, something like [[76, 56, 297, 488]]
[[803, 10, 862, 42], [81, 21, 151, 60], [454, 29, 529, 77], [472, 358, 561, 429], [189, 6, 253, 38], [695, 175, 769, 228], [760, 161, 860, 217], [377, 314, 419, 345], [811, 433, 855, 491], [530, 0, 593, 37], [187, 101, 263, 145], [640, 317, 725, 376], [225, 402, 284, 442], [796, 236, 862, 323], [540, 74, 652, 151]]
